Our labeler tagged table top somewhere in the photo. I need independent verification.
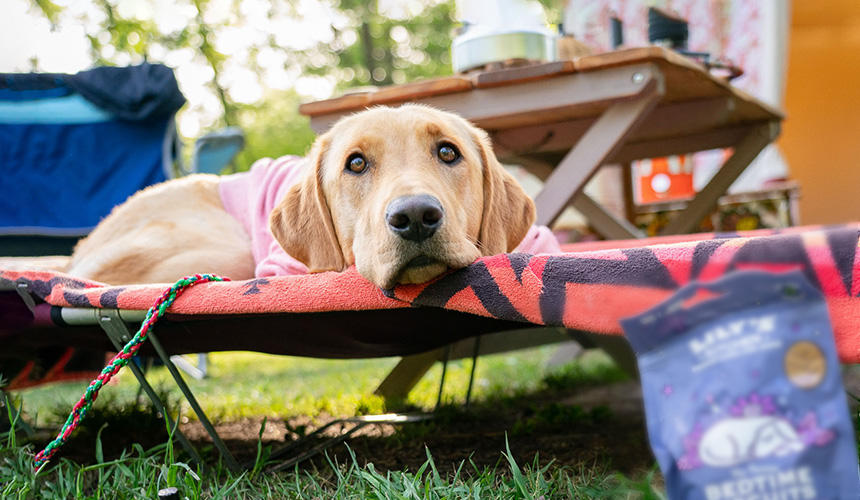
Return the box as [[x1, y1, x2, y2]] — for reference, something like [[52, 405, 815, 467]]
[[299, 46, 783, 129]]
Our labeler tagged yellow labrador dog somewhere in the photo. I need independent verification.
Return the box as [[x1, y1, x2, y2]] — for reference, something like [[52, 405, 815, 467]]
[[68, 105, 537, 289]]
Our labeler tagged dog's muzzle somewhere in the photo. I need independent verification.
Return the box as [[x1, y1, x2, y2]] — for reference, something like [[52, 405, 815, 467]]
[[385, 194, 444, 243]]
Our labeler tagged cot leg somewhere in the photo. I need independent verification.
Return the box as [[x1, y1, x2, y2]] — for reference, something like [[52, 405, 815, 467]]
[[263, 413, 434, 472], [97, 312, 206, 471], [464, 336, 481, 408], [133, 357, 154, 410], [144, 329, 241, 472], [434, 346, 451, 410]]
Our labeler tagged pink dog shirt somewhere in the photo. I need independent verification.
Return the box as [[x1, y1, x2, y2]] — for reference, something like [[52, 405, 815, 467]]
[[218, 156, 561, 278]]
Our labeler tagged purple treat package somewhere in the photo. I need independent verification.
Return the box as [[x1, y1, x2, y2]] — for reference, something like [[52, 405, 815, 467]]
[[622, 270, 860, 499]]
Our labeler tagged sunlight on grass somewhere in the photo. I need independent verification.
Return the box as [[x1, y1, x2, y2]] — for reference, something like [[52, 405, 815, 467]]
[[16, 345, 615, 425]]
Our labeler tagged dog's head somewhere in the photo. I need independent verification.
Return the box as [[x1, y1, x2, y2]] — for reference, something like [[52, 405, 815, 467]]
[[270, 104, 535, 289]]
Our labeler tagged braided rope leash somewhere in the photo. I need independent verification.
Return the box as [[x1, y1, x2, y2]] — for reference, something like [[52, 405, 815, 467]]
[[33, 273, 229, 472]]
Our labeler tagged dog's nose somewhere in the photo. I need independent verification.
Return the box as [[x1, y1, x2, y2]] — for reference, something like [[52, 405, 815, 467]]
[[386, 195, 444, 242]]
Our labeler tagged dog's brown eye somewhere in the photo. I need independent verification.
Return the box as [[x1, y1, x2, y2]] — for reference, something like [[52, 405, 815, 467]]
[[346, 153, 367, 174], [437, 143, 460, 164]]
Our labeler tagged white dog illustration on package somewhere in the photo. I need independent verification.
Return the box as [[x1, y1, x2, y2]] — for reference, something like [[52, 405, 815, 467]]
[[698, 415, 805, 467]]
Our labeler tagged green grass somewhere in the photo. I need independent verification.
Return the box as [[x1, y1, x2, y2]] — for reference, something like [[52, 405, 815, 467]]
[[2, 413, 663, 499], [2, 347, 665, 498], [17, 346, 577, 424], [2, 431, 662, 499]]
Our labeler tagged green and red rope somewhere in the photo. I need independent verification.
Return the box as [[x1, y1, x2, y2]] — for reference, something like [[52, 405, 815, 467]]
[[33, 273, 229, 471]]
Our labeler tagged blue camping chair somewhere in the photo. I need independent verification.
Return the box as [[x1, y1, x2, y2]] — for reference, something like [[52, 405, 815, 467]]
[[0, 63, 243, 256], [0, 64, 243, 379]]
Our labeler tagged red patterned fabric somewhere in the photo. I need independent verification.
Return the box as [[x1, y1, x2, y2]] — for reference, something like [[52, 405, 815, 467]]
[[2, 226, 860, 372]]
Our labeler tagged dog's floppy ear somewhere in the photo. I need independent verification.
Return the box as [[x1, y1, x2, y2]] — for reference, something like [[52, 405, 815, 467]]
[[472, 128, 536, 255], [269, 136, 346, 273]]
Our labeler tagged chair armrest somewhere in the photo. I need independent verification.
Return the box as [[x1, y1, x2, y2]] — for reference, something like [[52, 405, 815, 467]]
[[191, 127, 245, 175]]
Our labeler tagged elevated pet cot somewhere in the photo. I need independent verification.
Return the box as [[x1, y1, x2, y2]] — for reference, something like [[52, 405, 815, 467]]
[[3, 224, 860, 470]]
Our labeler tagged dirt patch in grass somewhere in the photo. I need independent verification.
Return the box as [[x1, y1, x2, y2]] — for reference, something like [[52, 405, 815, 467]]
[[178, 379, 654, 475]]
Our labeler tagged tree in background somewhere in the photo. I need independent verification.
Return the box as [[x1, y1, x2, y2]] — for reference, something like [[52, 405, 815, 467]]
[[30, 0, 457, 171], [231, 90, 318, 173], [304, 0, 456, 89]]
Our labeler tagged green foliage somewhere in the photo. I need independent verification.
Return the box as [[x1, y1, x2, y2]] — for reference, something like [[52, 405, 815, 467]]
[[512, 403, 613, 436], [311, 0, 457, 89], [32, 0, 63, 26], [232, 90, 317, 172], [542, 351, 630, 392], [849, 390, 860, 458], [534, 0, 566, 26]]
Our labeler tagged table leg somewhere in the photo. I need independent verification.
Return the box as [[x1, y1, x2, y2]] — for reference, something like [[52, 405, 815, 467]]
[[534, 80, 663, 227], [659, 121, 780, 235], [374, 349, 443, 400], [621, 162, 637, 222], [514, 157, 644, 239], [571, 193, 645, 239]]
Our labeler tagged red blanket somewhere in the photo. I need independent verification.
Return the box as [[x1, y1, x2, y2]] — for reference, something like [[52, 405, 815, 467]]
[[2, 225, 860, 366]]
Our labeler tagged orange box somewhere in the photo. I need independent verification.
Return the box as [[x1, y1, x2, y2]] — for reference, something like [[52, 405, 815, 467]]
[[636, 155, 695, 204]]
